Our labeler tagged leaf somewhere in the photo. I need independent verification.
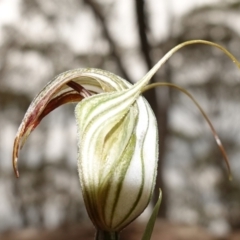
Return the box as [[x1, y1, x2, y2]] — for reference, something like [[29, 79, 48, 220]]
[[141, 189, 162, 240]]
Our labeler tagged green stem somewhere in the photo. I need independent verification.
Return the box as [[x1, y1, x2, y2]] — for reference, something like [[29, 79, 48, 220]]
[[95, 230, 119, 240]]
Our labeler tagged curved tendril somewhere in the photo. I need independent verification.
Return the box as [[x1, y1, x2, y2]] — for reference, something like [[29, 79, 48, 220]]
[[173, 40, 240, 68], [140, 40, 240, 88], [143, 83, 232, 180]]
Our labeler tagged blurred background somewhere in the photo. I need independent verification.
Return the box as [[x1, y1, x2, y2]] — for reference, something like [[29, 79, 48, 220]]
[[0, 0, 240, 239]]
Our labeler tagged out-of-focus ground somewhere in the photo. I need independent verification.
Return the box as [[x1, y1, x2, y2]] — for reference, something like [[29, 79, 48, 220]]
[[1, 220, 240, 240]]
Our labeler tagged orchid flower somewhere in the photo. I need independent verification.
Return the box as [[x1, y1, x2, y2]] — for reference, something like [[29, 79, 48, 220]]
[[13, 40, 234, 240]]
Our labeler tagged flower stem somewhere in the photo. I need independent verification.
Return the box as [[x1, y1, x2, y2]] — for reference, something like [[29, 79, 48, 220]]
[[95, 230, 119, 240]]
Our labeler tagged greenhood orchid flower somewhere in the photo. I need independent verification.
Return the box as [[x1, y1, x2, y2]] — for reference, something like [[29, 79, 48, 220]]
[[13, 40, 234, 239], [14, 68, 159, 233]]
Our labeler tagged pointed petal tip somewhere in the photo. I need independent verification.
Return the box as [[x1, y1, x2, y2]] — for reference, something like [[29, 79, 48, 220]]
[[13, 155, 20, 178], [13, 137, 20, 178], [15, 168, 20, 178]]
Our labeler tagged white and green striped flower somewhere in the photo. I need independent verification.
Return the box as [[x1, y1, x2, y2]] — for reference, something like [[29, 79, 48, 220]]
[[13, 67, 159, 231], [13, 40, 233, 236]]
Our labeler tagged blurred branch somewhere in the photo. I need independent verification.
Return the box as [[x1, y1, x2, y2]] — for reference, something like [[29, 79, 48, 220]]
[[83, 0, 131, 81], [135, 0, 152, 70], [0, 91, 31, 111]]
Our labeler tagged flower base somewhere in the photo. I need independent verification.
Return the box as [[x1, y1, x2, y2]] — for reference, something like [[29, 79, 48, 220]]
[[95, 230, 119, 240]]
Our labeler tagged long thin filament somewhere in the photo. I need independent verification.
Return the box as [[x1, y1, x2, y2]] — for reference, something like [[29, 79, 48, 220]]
[[143, 83, 232, 180], [138, 40, 240, 91]]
